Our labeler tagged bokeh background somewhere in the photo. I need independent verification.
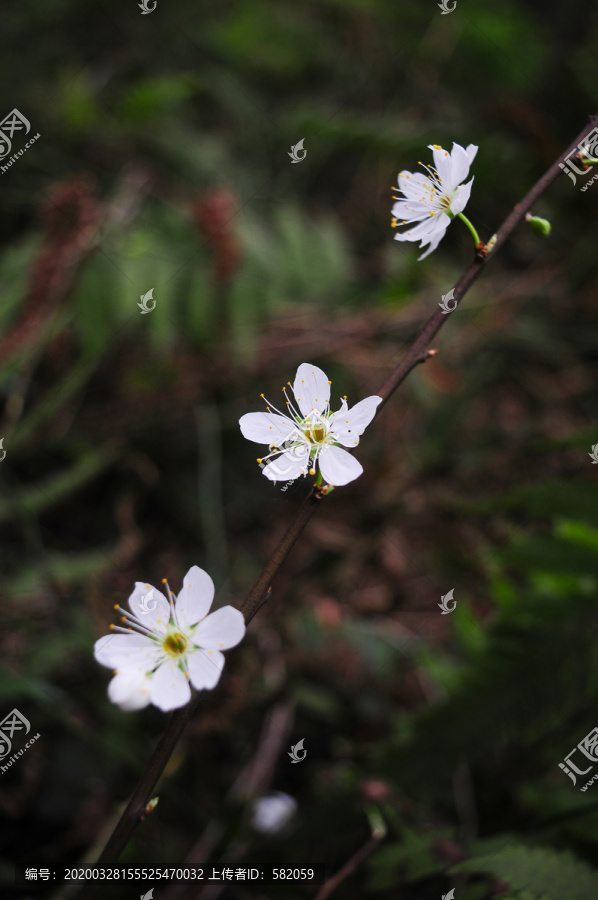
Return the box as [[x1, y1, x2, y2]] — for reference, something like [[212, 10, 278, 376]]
[[1, 0, 598, 897]]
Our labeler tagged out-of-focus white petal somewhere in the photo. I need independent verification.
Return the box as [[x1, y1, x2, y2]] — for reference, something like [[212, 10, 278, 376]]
[[194, 606, 246, 650], [187, 648, 225, 690], [330, 396, 382, 447], [251, 792, 298, 834], [239, 412, 297, 445], [127, 582, 170, 633], [149, 661, 191, 711], [108, 669, 152, 711], [319, 445, 363, 486], [175, 565, 215, 631], [292, 363, 330, 417], [94, 633, 159, 669]]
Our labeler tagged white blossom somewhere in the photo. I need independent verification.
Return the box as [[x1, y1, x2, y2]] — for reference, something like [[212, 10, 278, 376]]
[[94, 566, 245, 712], [392, 142, 478, 259], [251, 792, 298, 834], [239, 363, 382, 487]]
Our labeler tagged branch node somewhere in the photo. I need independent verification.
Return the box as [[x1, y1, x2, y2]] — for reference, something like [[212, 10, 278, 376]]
[[139, 797, 159, 822]]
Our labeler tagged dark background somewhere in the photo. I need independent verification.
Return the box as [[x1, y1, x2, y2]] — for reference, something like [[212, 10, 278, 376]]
[[1, 0, 598, 897]]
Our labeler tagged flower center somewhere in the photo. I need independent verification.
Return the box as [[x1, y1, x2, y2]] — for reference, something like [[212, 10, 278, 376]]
[[310, 424, 327, 443], [162, 632, 188, 657]]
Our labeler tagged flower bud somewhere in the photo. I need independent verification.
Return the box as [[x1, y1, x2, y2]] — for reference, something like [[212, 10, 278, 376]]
[[525, 214, 551, 237]]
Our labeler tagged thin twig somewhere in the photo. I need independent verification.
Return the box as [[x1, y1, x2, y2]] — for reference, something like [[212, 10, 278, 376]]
[[313, 832, 385, 900], [91, 696, 201, 871], [84, 118, 598, 889], [241, 485, 325, 624]]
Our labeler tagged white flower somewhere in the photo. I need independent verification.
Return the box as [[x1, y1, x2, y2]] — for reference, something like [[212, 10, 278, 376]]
[[94, 566, 245, 713], [239, 363, 382, 487], [391, 142, 478, 259], [251, 792, 298, 834]]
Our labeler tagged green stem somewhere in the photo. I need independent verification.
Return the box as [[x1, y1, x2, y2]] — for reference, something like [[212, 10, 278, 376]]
[[457, 212, 481, 247]]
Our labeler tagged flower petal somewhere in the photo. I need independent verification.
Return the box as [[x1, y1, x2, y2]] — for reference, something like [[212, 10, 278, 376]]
[[449, 177, 474, 215], [398, 171, 435, 203], [251, 792, 298, 834], [94, 633, 159, 669], [330, 395, 382, 447], [394, 216, 442, 243], [293, 363, 331, 417], [149, 660, 191, 712], [107, 669, 152, 711], [194, 605, 246, 650], [465, 143, 478, 164], [175, 565, 215, 631], [417, 221, 450, 260], [187, 648, 226, 690], [429, 144, 453, 185], [239, 411, 297, 445], [392, 199, 433, 222], [318, 445, 363, 486], [128, 582, 170, 633], [448, 142, 475, 189], [263, 445, 310, 481]]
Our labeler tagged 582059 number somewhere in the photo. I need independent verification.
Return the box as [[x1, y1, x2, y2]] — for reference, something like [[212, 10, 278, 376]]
[[272, 869, 314, 880]]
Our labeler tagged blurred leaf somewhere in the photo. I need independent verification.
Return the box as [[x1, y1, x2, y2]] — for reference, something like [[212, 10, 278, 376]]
[[0, 445, 120, 525], [116, 74, 198, 125], [455, 844, 598, 900]]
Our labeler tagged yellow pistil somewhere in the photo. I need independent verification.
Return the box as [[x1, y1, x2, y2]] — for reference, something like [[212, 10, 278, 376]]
[[311, 424, 326, 443], [163, 632, 188, 657]]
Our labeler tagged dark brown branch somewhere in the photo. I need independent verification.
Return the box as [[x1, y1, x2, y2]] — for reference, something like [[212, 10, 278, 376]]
[[241, 485, 324, 624], [313, 831, 385, 900], [91, 696, 200, 876], [85, 118, 598, 888]]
